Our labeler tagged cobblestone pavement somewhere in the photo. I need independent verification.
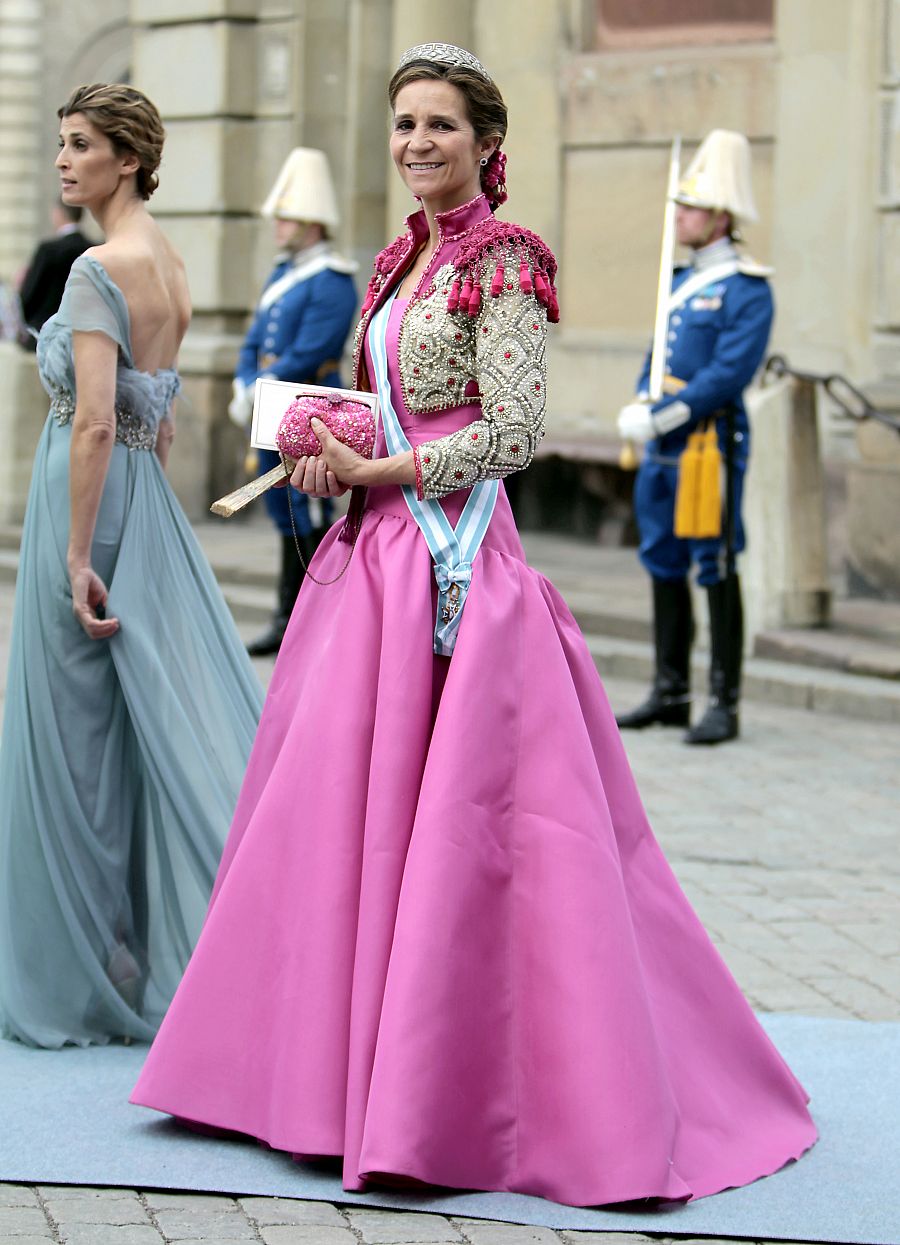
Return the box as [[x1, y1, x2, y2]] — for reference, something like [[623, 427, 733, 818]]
[[2, 571, 899, 1242]]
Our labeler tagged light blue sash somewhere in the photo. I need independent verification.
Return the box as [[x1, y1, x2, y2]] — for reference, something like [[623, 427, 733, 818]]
[[368, 294, 498, 656]]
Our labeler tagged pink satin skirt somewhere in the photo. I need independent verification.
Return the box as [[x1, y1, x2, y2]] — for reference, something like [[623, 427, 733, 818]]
[[132, 483, 816, 1206]]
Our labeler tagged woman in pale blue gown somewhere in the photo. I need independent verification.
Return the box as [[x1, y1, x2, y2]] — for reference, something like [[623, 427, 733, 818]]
[[0, 84, 263, 1048]]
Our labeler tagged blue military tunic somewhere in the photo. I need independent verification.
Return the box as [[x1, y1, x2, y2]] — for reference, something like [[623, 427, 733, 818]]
[[633, 237, 773, 585], [236, 242, 358, 536]]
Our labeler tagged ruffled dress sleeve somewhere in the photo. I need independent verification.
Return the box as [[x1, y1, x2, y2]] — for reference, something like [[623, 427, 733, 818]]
[[63, 259, 131, 355]]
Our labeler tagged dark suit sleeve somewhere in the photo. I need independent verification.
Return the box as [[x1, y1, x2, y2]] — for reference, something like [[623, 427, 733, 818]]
[[19, 243, 52, 325]]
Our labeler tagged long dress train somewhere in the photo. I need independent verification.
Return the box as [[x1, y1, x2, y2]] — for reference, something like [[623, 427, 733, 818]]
[[0, 256, 264, 1047]]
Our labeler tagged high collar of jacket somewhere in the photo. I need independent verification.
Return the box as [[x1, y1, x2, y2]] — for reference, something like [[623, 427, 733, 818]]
[[272, 239, 333, 269], [691, 236, 738, 272], [405, 193, 493, 248]]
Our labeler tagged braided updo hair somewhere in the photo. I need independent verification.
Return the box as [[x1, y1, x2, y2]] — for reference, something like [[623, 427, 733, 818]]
[[388, 61, 509, 210], [58, 83, 165, 200]]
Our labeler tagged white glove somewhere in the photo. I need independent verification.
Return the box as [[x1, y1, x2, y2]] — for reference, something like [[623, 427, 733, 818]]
[[617, 402, 656, 444], [652, 399, 691, 435], [227, 380, 253, 429]]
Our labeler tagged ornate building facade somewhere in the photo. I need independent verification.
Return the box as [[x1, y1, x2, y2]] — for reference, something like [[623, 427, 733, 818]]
[[2, 0, 898, 595]]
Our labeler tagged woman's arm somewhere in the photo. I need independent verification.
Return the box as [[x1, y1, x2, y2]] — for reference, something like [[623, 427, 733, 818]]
[[413, 252, 549, 501], [155, 403, 175, 470], [68, 329, 120, 638]]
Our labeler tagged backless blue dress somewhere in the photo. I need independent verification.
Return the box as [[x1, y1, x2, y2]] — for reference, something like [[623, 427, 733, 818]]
[[0, 256, 263, 1047]]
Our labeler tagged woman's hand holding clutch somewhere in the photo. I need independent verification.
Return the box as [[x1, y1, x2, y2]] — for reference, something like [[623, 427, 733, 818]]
[[289, 418, 357, 496]]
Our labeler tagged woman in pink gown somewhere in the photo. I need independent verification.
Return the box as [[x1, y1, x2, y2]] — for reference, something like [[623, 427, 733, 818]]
[[131, 43, 816, 1207]]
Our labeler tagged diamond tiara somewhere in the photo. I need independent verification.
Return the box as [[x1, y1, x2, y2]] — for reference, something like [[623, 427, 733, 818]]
[[396, 42, 491, 81]]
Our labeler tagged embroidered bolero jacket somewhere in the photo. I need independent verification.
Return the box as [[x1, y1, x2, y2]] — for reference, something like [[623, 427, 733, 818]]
[[353, 194, 559, 501]]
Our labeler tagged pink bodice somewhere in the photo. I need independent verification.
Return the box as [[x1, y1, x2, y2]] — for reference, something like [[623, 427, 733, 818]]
[[366, 299, 481, 456], [363, 298, 522, 551]]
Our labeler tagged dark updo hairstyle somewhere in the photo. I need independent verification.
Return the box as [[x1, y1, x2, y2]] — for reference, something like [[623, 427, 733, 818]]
[[58, 83, 165, 201], [388, 60, 508, 209]]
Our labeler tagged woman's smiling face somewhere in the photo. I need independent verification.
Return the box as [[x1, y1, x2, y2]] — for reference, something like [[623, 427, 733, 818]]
[[390, 79, 495, 215]]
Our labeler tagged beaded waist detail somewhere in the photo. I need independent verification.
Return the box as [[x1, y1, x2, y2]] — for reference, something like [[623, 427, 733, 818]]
[[48, 386, 157, 452]]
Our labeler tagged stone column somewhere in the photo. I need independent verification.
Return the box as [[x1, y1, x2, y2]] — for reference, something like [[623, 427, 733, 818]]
[[874, 0, 900, 387], [0, 0, 42, 281], [0, 0, 45, 524], [848, 0, 900, 596], [130, 0, 291, 517], [769, 0, 878, 383], [768, 0, 885, 602], [744, 376, 831, 642], [342, 0, 393, 267], [474, 0, 562, 247]]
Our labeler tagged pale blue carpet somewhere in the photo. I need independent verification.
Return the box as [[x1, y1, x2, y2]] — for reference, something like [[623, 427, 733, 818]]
[[0, 1015, 897, 1243]]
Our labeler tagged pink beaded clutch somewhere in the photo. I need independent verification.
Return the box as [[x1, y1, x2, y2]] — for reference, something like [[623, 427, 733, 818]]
[[276, 392, 376, 460]]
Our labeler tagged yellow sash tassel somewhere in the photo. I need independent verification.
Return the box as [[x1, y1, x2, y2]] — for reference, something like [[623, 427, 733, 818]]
[[674, 421, 722, 539]]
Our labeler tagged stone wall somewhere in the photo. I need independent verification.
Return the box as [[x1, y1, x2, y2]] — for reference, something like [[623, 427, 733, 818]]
[[0, 0, 130, 525], [550, 38, 775, 447], [5, 0, 898, 602], [846, 0, 900, 596], [0, 0, 42, 283]]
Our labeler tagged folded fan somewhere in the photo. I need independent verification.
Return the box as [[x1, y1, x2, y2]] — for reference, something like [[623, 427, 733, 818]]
[[211, 390, 376, 518]]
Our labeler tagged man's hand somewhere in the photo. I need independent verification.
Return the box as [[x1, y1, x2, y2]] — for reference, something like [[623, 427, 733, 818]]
[[617, 402, 656, 444], [227, 380, 253, 428]]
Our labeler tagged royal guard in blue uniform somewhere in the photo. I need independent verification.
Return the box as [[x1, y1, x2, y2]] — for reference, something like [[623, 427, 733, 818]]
[[229, 148, 358, 656], [616, 131, 773, 745]]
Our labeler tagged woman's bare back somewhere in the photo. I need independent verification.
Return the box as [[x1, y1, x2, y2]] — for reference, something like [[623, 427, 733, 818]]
[[89, 223, 190, 374]]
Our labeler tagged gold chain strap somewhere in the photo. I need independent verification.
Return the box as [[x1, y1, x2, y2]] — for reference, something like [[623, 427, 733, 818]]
[[280, 453, 357, 586]]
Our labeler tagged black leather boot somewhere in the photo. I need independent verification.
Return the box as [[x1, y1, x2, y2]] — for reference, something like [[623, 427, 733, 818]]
[[685, 575, 742, 745], [616, 578, 693, 729], [246, 534, 309, 657]]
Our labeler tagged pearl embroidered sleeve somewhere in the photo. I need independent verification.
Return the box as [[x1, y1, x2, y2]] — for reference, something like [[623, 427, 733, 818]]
[[415, 275, 548, 501]]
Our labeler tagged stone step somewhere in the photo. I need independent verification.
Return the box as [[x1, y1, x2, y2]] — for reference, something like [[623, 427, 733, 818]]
[[220, 581, 272, 624], [756, 628, 900, 681], [585, 634, 900, 725], [0, 549, 18, 583], [550, 588, 652, 644], [209, 558, 273, 592], [3, 526, 900, 721], [216, 581, 900, 725]]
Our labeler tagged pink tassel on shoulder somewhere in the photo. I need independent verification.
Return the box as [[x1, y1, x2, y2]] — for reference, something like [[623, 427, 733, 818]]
[[360, 279, 377, 315], [447, 278, 461, 314], [458, 275, 474, 314], [533, 270, 550, 306], [490, 264, 505, 297], [519, 261, 533, 295], [468, 284, 482, 317]]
